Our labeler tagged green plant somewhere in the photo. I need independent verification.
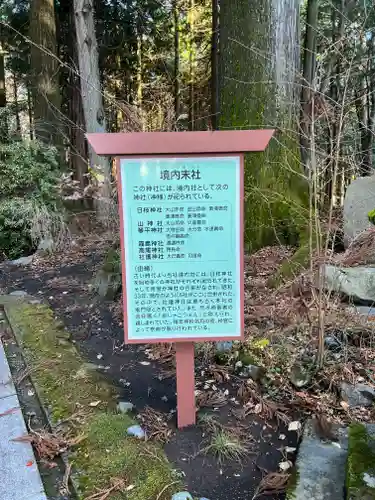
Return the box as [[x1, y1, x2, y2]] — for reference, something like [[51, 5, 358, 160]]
[[368, 209, 375, 226], [202, 430, 249, 462], [0, 139, 62, 259]]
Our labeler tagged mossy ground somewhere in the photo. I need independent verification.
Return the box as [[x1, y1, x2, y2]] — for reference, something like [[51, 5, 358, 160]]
[[347, 423, 375, 499], [5, 302, 180, 499]]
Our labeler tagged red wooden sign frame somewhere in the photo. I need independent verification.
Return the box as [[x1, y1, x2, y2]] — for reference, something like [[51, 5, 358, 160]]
[[117, 153, 245, 344]]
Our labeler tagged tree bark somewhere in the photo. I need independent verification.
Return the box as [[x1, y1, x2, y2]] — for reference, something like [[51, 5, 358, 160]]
[[300, 0, 319, 173], [173, 0, 181, 124], [68, 0, 87, 188], [188, 0, 195, 131], [136, 17, 144, 130], [211, 0, 219, 130], [29, 0, 61, 144], [0, 44, 6, 109], [27, 86, 34, 140], [12, 73, 21, 135], [356, 30, 375, 177], [74, 0, 111, 215], [0, 43, 7, 140], [220, 0, 306, 250]]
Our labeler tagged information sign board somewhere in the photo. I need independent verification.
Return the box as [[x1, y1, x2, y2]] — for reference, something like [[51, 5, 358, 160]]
[[119, 155, 244, 343], [87, 129, 274, 428]]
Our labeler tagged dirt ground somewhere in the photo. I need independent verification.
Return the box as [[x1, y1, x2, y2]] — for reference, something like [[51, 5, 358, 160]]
[[0, 238, 298, 500]]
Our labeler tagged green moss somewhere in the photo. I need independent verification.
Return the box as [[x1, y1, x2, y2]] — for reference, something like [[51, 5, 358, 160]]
[[286, 466, 299, 499], [5, 302, 180, 500], [268, 240, 311, 287], [237, 351, 257, 366], [74, 413, 177, 500], [368, 209, 375, 226], [6, 304, 114, 419], [347, 423, 375, 499], [102, 246, 121, 274]]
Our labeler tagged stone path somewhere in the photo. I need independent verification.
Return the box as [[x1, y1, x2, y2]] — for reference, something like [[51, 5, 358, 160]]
[[0, 339, 47, 500]]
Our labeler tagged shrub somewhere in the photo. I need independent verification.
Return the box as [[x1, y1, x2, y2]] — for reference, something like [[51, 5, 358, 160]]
[[0, 140, 62, 260]]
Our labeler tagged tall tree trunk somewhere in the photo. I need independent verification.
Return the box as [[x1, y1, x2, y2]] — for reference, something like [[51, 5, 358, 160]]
[[29, 0, 61, 144], [12, 73, 21, 135], [27, 86, 34, 140], [0, 44, 6, 108], [68, 0, 87, 189], [325, 1, 338, 205], [173, 0, 181, 125], [300, 0, 319, 173], [356, 30, 375, 177], [220, 0, 306, 250], [188, 0, 195, 131], [0, 43, 7, 140], [74, 0, 111, 217], [136, 23, 144, 130], [211, 0, 219, 130]]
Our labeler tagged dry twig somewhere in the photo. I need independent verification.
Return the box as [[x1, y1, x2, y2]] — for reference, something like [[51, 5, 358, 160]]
[[252, 472, 290, 499]]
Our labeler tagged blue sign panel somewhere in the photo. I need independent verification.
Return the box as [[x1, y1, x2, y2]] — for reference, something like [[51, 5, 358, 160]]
[[120, 156, 242, 341]]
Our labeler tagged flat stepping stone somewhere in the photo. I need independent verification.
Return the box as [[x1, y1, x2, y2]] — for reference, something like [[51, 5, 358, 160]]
[[0, 344, 16, 399], [287, 419, 348, 500], [0, 395, 47, 500], [0, 341, 47, 500]]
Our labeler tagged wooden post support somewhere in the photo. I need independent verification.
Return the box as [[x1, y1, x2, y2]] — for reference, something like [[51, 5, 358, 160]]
[[175, 342, 196, 428]]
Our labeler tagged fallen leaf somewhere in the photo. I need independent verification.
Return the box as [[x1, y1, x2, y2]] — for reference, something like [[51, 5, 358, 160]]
[[295, 391, 309, 398], [340, 401, 349, 411], [285, 446, 296, 454], [0, 407, 18, 418], [288, 421, 301, 432], [46, 462, 58, 469], [26, 460, 34, 467], [89, 401, 101, 407], [254, 403, 262, 414], [279, 460, 292, 472]]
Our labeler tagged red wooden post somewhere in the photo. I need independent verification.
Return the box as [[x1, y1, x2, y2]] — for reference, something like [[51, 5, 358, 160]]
[[175, 342, 196, 428]]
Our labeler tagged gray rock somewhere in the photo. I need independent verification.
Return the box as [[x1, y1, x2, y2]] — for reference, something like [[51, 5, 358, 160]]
[[344, 175, 375, 248], [341, 382, 375, 408], [94, 270, 122, 300], [323, 265, 375, 303], [236, 363, 265, 381], [9, 255, 34, 267], [171, 493, 193, 500], [289, 363, 312, 388], [216, 341, 233, 352], [126, 425, 145, 439], [117, 401, 134, 414], [324, 336, 342, 352], [37, 238, 54, 253], [287, 419, 348, 500], [9, 291, 28, 297], [28, 299, 42, 305]]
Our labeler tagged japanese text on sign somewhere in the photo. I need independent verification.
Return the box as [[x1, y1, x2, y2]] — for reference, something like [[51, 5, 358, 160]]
[[120, 156, 242, 341]]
